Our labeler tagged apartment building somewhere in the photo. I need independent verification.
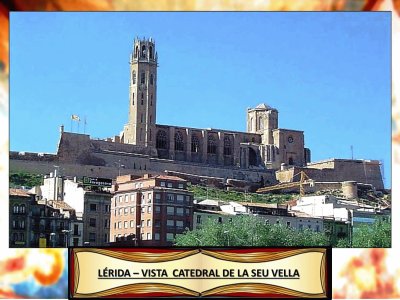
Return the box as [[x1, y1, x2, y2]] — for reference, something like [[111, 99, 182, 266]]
[[111, 174, 193, 246]]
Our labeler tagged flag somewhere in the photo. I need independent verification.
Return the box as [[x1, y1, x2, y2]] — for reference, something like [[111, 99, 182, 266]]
[[71, 114, 80, 121]]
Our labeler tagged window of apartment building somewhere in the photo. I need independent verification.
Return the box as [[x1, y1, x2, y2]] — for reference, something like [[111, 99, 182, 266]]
[[141, 207, 145, 213], [89, 233, 96, 242], [89, 218, 96, 227], [118, 222, 122, 229], [147, 233, 151, 240], [167, 182, 173, 188], [160, 181, 165, 187], [147, 219, 151, 227], [196, 215, 201, 224], [154, 233, 160, 240], [176, 195, 184, 203], [167, 219, 174, 227], [155, 220, 161, 227], [167, 206, 174, 215], [148, 193, 152, 203], [316, 225, 320, 232], [178, 183, 184, 189], [130, 207, 135, 214], [155, 206, 160, 213], [130, 221, 135, 228], [104, 205, 110, 212], [287, 221, 291, 227], [176, 220, 183, 228], [130, 194, 135, 202], [176, 207, 183, 216], [186, 195, 190, 203], [166, 233, 174, 242], [89, 204, 97, 212], [141, 220, 144, 228], [104, 233, 108, 243], [124, 221, 128, 229], [125, 195, 129, 202], [104, 219, 109, 228], [119, 208, 123, 215], [167, 194, 174, 202], [155, 193, 161, 203], [114, 222, 117, 229], [141, 233, 144, 240], [218, 217, 223, 223], [119, 196, 122, 203], [147, 206, 152, 213], [185, 208, 190, 215], [124, 208, 129, 214]]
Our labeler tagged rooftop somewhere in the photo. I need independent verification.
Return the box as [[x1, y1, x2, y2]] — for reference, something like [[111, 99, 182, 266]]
[[9, 189, 33, 197]]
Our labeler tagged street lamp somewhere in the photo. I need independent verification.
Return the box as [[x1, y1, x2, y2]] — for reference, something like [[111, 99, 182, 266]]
[[223, 230, 230, 246], [50, 232, 56, 248], [115, 160, 125, 176], [62, 230, 71, 247]]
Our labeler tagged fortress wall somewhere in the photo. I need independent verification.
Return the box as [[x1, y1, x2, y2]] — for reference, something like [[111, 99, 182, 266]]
[[57, 132, 151, 164], [276, 160, 384, 190], [10, 155, 276, 185]]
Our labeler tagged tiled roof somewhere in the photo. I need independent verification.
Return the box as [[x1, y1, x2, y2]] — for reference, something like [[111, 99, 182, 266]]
[[49, 200, 75, 211], [9, 189, 33, 197], [153, 175, 186, 182]]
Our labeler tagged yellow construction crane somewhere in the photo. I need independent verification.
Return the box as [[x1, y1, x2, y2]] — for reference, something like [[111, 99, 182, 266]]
[[256, 171, 312, 197]]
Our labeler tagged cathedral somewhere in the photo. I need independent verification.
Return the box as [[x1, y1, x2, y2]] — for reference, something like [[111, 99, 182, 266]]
[[10, 36, 384, 191], [121, 37, 311, 171]]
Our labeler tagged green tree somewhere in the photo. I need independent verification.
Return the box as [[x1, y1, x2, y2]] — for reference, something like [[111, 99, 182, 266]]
[[351, 218, 391, 248], [175, 215, 330, 247], [9, 172, 43, 188]]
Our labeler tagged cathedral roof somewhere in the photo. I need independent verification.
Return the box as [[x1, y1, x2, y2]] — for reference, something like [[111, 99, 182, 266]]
[[256, 103, 270, 109]]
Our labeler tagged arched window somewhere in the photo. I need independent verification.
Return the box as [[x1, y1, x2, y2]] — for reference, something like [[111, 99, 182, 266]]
[[156, 130, 167, 149], [13, 205, 18, 214], [150, 74, 154, 85], [20, 204, 25, 214], [250, 117, 254, 131], [149, 46, 153, 59], [191, 134, 200, 153], [259, 117, 263, 130], [224, 136, 232, 156], [207, 135, 216, 154], [135, 46, 139, 58], [174, 132, 184, 151], [141, 45, 146, 58], [132, 70, 136, 84]]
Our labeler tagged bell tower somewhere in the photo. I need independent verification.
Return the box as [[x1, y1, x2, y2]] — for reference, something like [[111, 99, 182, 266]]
[[123, 37, 158, 146]]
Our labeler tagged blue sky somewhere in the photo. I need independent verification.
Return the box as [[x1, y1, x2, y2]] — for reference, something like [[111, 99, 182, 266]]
[[10, 12, 391, 187]]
